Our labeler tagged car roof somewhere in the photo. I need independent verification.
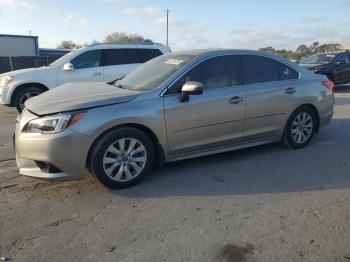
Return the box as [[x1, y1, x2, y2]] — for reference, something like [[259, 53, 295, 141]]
[[86, 42, 167, 49], [73, 42, 172, 55], [173, 48, 254, 56], [172, 49, 299, 65], [170, 48, 307, 74]]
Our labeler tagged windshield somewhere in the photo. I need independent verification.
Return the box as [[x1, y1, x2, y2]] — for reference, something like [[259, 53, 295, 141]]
[[49, 51, 74, 67], [301, 53, 336, 65], [118, 54, 195, 91]]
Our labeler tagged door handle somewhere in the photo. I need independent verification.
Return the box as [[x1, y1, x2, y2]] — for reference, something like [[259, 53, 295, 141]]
[[285, 87, 296, 94], [228, 96, 243, 104], [92, 72, 101, 76]]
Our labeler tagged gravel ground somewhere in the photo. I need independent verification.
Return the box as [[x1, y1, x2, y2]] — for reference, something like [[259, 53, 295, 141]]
[[0, 86, 350, 262]]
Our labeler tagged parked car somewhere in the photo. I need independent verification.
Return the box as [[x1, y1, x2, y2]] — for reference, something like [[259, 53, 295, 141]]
[[299, 51, 350, 84], [15, 49, 334, 189], [0, 43, 171, 112], [290, 59, 300, 64]]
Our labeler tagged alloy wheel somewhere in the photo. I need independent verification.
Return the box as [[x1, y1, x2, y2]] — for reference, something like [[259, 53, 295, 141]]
[[291, 112, 313, 144], [19, 91, 41, 110], [102, 138, 147, 182]]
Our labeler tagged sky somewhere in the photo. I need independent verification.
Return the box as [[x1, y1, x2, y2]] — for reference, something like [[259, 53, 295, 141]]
[[1, 0, 350, 51]]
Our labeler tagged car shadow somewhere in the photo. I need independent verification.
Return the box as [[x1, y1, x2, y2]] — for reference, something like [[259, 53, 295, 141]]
[[111, 117, 350, 198]]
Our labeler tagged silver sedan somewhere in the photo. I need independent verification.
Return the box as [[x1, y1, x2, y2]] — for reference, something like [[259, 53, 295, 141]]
[[15, 49, 334, 188]]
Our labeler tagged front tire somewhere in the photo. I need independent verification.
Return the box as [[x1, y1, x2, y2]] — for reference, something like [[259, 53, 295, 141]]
[[14, 87, 43, 113], [90, 127, 155, 189], [283, 106, 317, 149]]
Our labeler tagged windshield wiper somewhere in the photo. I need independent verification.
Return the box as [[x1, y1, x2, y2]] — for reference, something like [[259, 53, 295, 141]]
[[107, 76, 125, 86], [115, 84, 125, 89]]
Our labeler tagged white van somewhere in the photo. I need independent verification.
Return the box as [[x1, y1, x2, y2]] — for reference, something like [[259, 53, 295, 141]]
[[0, 43, 171, 112]]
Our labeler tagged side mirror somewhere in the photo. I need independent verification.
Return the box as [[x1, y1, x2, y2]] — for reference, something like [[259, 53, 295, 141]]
[[179, 81, 204, 102], [63, 63, 74, 71], [336, 61, 345, 66]]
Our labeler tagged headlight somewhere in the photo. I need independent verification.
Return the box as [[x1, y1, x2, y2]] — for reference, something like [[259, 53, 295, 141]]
[[0, 75, 14, 87], [22, 111, 85, 134]]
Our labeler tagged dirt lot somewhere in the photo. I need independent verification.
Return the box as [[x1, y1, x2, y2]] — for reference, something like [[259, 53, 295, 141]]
[[1, 87, 350, 262]]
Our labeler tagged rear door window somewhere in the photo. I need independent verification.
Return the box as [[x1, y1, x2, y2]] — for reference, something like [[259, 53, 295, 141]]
[[241, 55, 279, 84], [136, 49, 163, 63], [103, 49, 139, 66]]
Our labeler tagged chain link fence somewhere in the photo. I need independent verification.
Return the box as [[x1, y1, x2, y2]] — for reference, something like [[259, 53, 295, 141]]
[[0, 56, 61, 74]]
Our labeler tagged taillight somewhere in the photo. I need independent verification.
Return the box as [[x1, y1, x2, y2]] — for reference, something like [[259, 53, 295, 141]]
[[322, 80, 334, 92]]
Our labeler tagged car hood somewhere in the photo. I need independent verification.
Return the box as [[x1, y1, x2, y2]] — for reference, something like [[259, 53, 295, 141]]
[[299, 63, 328, 70], [0, 66, 53, 78], [25, 82, 139, 115]]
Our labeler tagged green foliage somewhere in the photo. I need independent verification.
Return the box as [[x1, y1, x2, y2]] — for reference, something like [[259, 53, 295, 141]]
[[104, 32, 153, 44], [259, 42, 342, 60], [56, 40, 82, 50], [56, 32, 153, 50]]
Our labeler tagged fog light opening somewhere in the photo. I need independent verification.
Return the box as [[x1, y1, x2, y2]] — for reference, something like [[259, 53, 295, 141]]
[[35, 161, 63, 173]]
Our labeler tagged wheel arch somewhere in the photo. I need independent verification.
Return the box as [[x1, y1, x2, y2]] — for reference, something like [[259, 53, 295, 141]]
[[86, 123, 165, 171], [10, 82, 49, 106], [286, 103, 320, 134]]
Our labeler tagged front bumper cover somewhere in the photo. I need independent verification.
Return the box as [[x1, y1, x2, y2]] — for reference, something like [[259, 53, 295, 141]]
[[15, 110, 91, 181]]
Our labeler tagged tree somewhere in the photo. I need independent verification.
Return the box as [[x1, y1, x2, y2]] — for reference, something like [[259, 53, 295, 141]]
[[259, 42, 343, 60], [104, 32, 153, 44], [311, 41, 319, 49], [296, 44, 308, 54], [56, 40, 82, 50], [317, 43, 341, 52]]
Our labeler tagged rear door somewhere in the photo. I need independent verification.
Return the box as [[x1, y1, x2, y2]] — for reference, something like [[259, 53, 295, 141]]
[[242, 55, 300, 138], [164, 55, 245, 155], [102, 48, 140, 82], [58, 50, 103, 85], [333, 53, 350, 83]]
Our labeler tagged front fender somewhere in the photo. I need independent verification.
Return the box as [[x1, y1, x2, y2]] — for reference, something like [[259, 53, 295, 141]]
[[7, 80, 50, 104], [69, 97, 168, 158]]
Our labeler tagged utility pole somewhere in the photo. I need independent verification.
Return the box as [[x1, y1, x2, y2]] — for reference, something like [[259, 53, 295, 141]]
[[166, 9, 169, 46]]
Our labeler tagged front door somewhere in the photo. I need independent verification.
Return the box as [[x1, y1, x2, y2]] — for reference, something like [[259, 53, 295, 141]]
[[333, 53, 350, 83], [164, 55, 245, 155]]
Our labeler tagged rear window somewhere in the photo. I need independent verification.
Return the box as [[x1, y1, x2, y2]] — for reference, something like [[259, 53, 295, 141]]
[[137, 49, 163, 63], [103, 49, 139, 66], [242, 55, 279, 84]]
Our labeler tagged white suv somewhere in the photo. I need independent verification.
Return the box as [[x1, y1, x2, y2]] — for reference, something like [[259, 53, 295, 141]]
[[0, 43, 171, 112]]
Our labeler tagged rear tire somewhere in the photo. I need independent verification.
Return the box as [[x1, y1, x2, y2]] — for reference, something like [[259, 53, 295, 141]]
[[90, 127, 155, 189], [282, 106, 317, 149], [14, 87, 43, 113]]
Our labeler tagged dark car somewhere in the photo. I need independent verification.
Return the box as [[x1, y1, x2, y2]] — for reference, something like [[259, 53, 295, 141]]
[[299, 51, 350, 84]]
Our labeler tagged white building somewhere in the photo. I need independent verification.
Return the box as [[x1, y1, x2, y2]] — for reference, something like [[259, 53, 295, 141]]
[[0, 34, 39, 57]]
